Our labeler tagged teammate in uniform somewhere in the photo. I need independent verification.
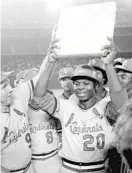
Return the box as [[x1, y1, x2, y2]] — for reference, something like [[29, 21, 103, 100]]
[[58, 67, 74, 141], [58, 67, 74, 100], [0, 34, 59, 173], [30, 38, 128, 173], [88, 59, 108, 99], [114, 59, 132, 99], [25, 69, 62, 173], [0, 72, 34, 173], [28, 100, 62, 173]]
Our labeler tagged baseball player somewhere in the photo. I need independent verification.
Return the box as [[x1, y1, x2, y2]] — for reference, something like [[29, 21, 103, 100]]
[[58, 67, 74, 100], [58, 67, 74, 141], [69, 58, 108, 103], [88, 59, 108, 99], [0, 72, 34, 173], [31, 39, 128, 173], [0, 37, 59, 173], [114, 59, 132, 99], [25, 69, 62, 173], [28, 101, 62, 173]]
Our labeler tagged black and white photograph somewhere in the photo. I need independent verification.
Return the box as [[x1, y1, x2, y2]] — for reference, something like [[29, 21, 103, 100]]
[[1, 0, 132, 173]]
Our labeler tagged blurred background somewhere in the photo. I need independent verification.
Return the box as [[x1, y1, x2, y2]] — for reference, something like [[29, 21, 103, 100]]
[[1, 0, 132, 91]]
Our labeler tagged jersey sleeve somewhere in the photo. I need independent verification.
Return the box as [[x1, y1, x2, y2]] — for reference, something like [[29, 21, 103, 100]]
[[105, 101, 119, 125], [30, 92, 66, 121], [105, 89, 128, 125], [30, 91, 57, 116]]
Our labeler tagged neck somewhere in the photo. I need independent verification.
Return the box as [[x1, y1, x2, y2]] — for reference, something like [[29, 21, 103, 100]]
[[78, 97, 98, 110], [1, 104, 10, 113], [63, 90, 73, 99]]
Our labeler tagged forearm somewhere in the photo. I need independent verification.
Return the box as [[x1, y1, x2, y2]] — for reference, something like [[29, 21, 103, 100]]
[[34, 56, 57, 97], [105, 63, 128, 111], [105, 63, 123, 92]]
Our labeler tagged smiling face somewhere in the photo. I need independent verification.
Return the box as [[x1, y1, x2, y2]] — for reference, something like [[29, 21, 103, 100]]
[[0, 78, 13, 106], [73, 79, 96, 101]]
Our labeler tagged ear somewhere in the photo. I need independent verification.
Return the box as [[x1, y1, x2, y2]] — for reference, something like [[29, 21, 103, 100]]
[[95, 83, 99, 93]]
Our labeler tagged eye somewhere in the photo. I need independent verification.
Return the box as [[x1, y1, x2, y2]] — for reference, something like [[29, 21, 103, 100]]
[[84, 82, 89, 86], [120, 76, 126, 80], [74, 82, 79, 86]]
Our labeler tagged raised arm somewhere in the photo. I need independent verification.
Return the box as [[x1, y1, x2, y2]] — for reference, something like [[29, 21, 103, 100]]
[[101, 40, 128, 111], [32, 25, 59, 96], [34, 39, 59, 97], [29, 29, 60, 116]]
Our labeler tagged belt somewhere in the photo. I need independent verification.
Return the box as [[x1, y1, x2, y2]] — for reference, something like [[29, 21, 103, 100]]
[[10, 162, 31, 173], [62, 158, 105, 172], [32, 149, 58, 161]]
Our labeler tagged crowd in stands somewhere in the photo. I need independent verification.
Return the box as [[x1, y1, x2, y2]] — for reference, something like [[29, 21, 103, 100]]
[[1, 55, 91, 73]]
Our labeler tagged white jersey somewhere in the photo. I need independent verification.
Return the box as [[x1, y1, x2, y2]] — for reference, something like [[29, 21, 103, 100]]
[[54, 97, 115, 162], [28, 107, 60, 154], [1, 81, 33, 170]]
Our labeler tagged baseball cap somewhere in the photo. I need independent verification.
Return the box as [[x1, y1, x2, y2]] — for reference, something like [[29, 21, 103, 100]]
[[0, 72, 11, 83], [71, 64, 100, 83], [113, 57, 126, 67], [24, 68, 39, 81], [58, 67, 74, 80], [7, 71, 16, 88], [115, 59, 132, 73], [88, 59, 108, 85], [88, 59, 105, 71], [16, 70, 27, 81]]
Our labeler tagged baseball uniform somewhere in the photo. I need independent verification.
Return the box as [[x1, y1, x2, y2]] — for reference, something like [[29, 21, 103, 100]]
[[28, 104, 62, 173], [54, 97, 116, 173], [1, 80, 34, 173], [35, 92, 120, 173]]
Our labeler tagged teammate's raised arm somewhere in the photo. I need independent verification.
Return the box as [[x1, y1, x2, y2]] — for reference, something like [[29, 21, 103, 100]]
[[101, 39, 128, 111], [34, 39, 59, 97], [33, 25, 60, 98], [28, 27, 60, 116]]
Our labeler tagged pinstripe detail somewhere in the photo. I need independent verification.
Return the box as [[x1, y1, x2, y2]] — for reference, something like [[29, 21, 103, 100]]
[[31, 149, 58, 161], [28, 103, 40, 111], [62, 162, 105, 172]]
